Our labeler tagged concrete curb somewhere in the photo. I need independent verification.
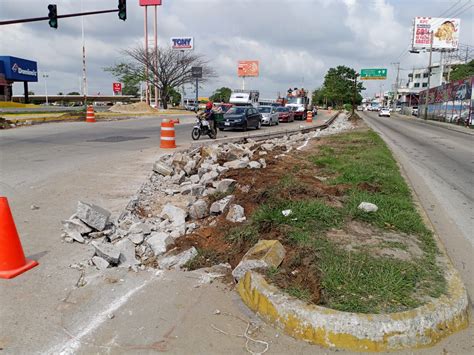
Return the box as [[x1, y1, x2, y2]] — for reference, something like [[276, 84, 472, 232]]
[[190, 111, 340, 148], [235, 117, 470, 351], [237, 262, 469, 352]]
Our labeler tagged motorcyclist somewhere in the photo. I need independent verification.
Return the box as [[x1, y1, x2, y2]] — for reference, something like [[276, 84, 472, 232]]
[[201, 101, 216, 135]]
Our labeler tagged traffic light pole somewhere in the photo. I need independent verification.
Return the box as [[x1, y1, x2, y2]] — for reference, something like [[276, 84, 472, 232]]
[[0, 9, 119, 26]]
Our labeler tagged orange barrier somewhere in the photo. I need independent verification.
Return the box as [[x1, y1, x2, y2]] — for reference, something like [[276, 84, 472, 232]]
[[306, 111, 313, 123], [160, 119, 177, 149], [86, 105, 96, 123], [170, 118, 180, 124], [0, 197, 39, 279]]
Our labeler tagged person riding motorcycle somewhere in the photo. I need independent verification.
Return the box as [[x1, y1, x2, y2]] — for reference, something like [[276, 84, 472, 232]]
[[199, 102, 217, 135]]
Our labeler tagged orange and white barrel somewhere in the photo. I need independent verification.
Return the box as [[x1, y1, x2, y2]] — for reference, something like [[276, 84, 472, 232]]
[[306, 110, 313, 123], [160, 119, 177, 149], [86, 105, 96, 123]]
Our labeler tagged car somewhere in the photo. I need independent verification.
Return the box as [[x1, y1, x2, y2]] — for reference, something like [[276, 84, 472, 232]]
[[356, 105, 363, 111], [218, 106, 262, 131], [258, 106, 279, 126], [378, 108, 391, 117], [276, 106, 295, 122], [412, 107, 419, 116], [395, 107, 402, 112]]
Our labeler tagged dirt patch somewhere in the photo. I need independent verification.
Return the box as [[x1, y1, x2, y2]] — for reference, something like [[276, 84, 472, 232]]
[[108, 102, 158, 114]]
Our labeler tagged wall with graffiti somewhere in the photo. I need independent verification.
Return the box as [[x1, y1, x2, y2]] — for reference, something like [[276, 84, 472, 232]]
[[419, 76, 473, 125]]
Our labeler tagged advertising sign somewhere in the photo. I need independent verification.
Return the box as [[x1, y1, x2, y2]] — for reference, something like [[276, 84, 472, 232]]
[[170, 37, 194, 51], [113, 82, 122, 94], [0, 56, 38, 82], [238, 61, 259, 77], [139, 0, 162, 6], [360, 68, 387, 80], [191, 66, 202, 79], [413, 17, 460, 50]]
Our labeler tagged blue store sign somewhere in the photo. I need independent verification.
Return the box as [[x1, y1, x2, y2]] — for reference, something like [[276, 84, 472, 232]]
[[0, 56, 38, 82]]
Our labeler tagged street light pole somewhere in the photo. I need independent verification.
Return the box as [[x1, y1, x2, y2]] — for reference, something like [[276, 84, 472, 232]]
[[43, 73, 49, 105], [424, 31, 434, 120]]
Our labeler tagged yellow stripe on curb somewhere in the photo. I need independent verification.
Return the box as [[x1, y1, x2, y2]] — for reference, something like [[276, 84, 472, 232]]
[[237, 267, 469, 352]]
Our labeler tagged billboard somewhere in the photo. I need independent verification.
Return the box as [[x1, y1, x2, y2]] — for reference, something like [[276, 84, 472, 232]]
[[0, 56, 38, 82], [170, 37, 194, 51], [139, 0, 162, 6], [413, 17, 460, 50], [191, 66, 202, 78], [238, 61, 259, 77]]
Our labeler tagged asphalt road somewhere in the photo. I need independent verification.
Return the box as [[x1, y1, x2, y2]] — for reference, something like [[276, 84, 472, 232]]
[[0, 112, 333, 354], [360, 112, 474, 296]]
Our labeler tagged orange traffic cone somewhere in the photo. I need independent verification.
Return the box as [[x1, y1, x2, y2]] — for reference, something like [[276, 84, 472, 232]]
[[306, 111, 313, 123], [160, 119, 177, 149], [0, 197, 39, 279], [86, 105, 96, 123]]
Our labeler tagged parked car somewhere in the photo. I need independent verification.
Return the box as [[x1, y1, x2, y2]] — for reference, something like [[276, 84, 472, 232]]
[[412, 107, 419, 116], [378, 107, 391, 117], [356, 105, 363, 111], [395, 106, 402, 112], [276, 106, 295, 123], [218, 106, 262, 131], [258, 106, 279, 126]]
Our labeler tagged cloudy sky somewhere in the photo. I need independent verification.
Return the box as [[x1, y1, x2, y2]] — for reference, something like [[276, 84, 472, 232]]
[[1, 0, 473, 99]]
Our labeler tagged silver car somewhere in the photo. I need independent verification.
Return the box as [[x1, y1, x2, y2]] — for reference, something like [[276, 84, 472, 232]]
[[258, 106, 279, 126]]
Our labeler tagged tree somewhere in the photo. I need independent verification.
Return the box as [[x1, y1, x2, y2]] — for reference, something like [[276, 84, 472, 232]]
[[168, 87, 181, 106], [320, 66, 365, 108], [104, 62, 142, 96], [28, 91, 35, 95], [449, 60, 474, 81], [210, 87, 232, 103], [67, 91, 80, 95], [123, 46, 217, 109], [57, 92, 64, 95], [312, 87, 326, 106]]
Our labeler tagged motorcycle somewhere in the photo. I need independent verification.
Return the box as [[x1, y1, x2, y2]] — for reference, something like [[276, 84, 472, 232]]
[[191, 115, 217, 140]]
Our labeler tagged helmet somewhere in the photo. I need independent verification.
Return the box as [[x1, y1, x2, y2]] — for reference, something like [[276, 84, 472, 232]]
[[206, 102, 213, 109]]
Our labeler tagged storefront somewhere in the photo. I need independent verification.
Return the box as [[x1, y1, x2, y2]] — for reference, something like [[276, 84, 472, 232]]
[[0, 56, 38, 103]]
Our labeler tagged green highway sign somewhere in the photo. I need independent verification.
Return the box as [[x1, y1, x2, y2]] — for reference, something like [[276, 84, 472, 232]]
[[360, 68, 387, 80]]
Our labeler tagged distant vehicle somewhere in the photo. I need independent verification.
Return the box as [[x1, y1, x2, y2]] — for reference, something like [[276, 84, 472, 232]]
[[276, 106, 295, 123], [379, 108, 391, 117], [185, 103, 198, 111], [356, 105, 363, 111], [395, 107, 402, 112], [218, 106, 262, 131], [229, 90, 260, 107], [412, 107, 419, 116], [285, 89, 309, 120], [214, 103, 233, 113], [258, 106, 279, 126]]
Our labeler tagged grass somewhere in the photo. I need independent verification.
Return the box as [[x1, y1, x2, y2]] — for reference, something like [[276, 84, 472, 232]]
[[260, 129, 444, 312], [184, 248, 221, 270]]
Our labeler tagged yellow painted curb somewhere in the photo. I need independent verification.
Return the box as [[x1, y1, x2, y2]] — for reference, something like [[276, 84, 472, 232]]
[[237, 264, 469, 351]]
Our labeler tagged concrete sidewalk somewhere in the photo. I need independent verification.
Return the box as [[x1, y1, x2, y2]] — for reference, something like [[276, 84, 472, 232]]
[[392, 113, 474, 136]]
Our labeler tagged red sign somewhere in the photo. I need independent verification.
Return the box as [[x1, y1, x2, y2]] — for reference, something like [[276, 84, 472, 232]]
[[238, 60, 259, 77], [139, 0, 162, 6], [113, 82, 122, 94]]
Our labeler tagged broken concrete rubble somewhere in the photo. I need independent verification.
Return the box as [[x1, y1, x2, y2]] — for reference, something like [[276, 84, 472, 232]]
[[215, 179, 237, 193], [153, 161, 173, 176], [189, 199, 209, 220], [92, 241, 121, 265], [158, 247, 198, 270], [76, 201, 111, 231], [210, 195, 234, 215], [147, 232, 173, 256], [226, 204, 246, 223]]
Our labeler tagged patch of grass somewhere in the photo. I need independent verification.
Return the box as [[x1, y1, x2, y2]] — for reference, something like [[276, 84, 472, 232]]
[[252, 200, 342, 233], [377, 241, 410, 251], [225, 224, 259, 247], [183, 248, 221, 270], [286, 286, 312, 302]]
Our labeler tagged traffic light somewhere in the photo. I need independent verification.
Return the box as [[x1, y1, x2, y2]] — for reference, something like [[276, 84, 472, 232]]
[[48, 4, 58, 29], [118, 0, 126, 21]]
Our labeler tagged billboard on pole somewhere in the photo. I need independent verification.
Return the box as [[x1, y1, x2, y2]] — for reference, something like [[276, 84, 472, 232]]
[[238, 61, 259, 77], [413, 17, 460, 50], [171, 37, 194, 51], [139, 0, 162, 6], [360, 68, 387, 80]]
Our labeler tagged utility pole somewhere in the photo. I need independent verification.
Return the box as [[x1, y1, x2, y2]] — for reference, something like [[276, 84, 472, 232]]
[[153, 5, 158, 108], [144, 6, 149, 105], [43, 73, 49, 105], [424, 31, 434, 120], [81, 0, 87, 110], [352, 73, 359, 115], [391, 62, 400, 111]]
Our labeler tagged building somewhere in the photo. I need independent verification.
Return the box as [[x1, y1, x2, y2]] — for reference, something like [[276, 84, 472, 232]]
[[0, 56, 38, 102]]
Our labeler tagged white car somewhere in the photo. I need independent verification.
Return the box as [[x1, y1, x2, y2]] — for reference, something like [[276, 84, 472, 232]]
[[258, 106, 279, 126], [378, 108, 391, 117]]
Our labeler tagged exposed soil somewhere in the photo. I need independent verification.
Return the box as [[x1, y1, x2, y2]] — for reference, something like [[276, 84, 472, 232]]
[[109, 102, 158, 113]]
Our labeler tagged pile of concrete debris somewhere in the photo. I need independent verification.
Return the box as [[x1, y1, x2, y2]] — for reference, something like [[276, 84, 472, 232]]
[[62, 114, 352, 274]]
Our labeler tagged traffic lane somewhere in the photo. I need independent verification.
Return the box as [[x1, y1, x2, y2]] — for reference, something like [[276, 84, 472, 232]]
[[0, 112, 331, 194], [361, 111, 473, 245]]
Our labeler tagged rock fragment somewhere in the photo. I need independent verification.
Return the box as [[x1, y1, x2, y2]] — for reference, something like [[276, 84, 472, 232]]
[[147, 232, 173, 256], [92, 241, 120, 265], [210, 195, 234, 215], [153, 162, 173, 176], [189, 199, 209, 220], [158, 247, 198, 270], [358, 202, 378, 213], [226, 204, 246, 223], [92, 256, 110, 270], [76, 201, 111, 231]]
